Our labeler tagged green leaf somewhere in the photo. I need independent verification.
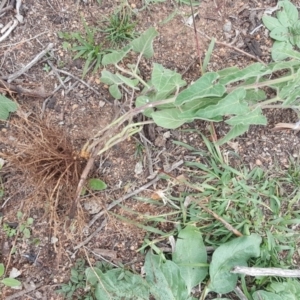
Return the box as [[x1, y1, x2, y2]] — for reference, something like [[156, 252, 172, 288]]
[[102, 45, 132, 66], [135, 95, 154, 117], [109, 84, 122, 99], [225, 107, 267, 126], [269, 279, 300, 299], [116, 73, 139, 89], [175, 72, 225, 105], [0, 263, 4, 277], [194, 88, 248, 119], [86, 267, 149, 300], [270, 26, 289, 42], [130, 27, 158, 58], [100, 69, 122, 85], [151, 63, 186, 100], [208, 234, 262, 294], [290, 21, 300, 47], [262, 15, 283, 31], [22, 228, 31, 239], [172, 225, 208, 293], [87, 178, 107, 191], [271, 40, 293, 61], [216, 124, 250, 146], [151, 108, 192, 129], [1, 278, 22, 287], [252, 291, 282, 300], [0, 95, 18, 120], [245, 89, 266, 103], [277, 0, 299, 27], [145, 252, 189, 300], [219, 63, 265, 85]]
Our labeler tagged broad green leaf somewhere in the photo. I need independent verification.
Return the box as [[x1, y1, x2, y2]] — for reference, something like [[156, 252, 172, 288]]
[[217, 66, 239, 78], [270, 26, 289, 42], [173, 225, 208, 293], [216, 124, 250, 146], [219, 63, 265, 85], [102, 45, 132, 65], [225, 107, 267, 126], [109, 84, 122, 99], [175, 72, 225, 105], [262, 15, 283, 31], [1, 278, 21, 287], [151, 108, 192, 129], [116, 73, 139, 89], [87, 178, 107, 191], [145, 252, 189, 300], [179, 97, 222, 119], [290, 21, 300, 47], [130, 27, 158, 58], [271, 40, 293, 61], [86, 267, 149, 300], [252, 291, 282, 300], [269, 280, 300, 299], [245, 89, 266, 103], [273, 47, 300, 60], [0, 263, 4, 276], [277, 0, 299, 26], [100, 70, 122, 85], [194, 88, 248, 119], [208, 234, 262, 294], [0, 95, 18, 120], [151, 63, 186, 100], [22, 228, 31, 239], [136, 95, 154, 117]]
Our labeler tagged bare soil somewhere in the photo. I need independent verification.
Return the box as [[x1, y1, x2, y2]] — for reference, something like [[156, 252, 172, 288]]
[[1, 0, 300, 299]]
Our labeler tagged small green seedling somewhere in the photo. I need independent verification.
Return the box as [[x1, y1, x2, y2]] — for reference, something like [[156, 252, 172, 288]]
[[103, 8, 138, 46], [0, 263, 21, 288], [0, 94, 18, 121], [262, 0, 300, 60], [43, 63, 51, 73], [17, 211, 34, 239], [58, 19, 107, 78]]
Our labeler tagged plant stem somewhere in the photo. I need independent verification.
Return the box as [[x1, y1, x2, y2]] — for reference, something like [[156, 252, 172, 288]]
[[115, 64, 150, 89]]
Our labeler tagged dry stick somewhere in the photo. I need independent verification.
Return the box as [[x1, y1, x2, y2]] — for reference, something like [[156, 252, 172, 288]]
[[234, 286, 248, 300], [0, 19, 18, 43], [5, 283, 44, 300], [0, 4, 12, 14], [186, 25, 267, 66], [87, 160, 184, 228], [189, 0, 203, 73], [1, 43, 54, 82], [55, 68, 111, 104], [198, 200, 243, 237], [46, 60, 66, 89], [231, 266, 300, 278]]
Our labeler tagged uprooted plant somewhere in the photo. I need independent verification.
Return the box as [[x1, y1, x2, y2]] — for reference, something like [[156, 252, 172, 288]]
[[73, 26, 300, 207]]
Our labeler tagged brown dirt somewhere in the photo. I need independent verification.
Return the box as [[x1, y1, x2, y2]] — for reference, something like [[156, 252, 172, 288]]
[[0, 0, 300, 299]]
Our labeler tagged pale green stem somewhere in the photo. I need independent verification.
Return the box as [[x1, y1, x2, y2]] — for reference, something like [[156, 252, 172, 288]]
[[115, 64, 151, 89]]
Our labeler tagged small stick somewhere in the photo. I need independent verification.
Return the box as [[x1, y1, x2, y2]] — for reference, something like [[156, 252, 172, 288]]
[[0, 19, 18, 43], [2, 43, 54, 83], [5, 283, 44, 300], [231, 266, 300, 278], [46, 60, 66, 89], [88, 160, 184, 228], [197, 200, 243, 237], [55, 68, 111, 104]]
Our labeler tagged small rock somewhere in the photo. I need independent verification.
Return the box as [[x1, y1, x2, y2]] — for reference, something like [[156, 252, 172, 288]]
[[99, 100, 106, 108], [72, 104, 79, 110], [255, 159, 262, 166], [84, 199, 102, 214], [223, 20, 232, 32]]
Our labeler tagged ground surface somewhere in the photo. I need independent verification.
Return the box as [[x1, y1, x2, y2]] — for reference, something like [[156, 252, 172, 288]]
[[0, 0, 300, 299]]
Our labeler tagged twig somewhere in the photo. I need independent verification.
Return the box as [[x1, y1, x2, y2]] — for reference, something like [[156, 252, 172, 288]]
[[5, 283, 44, 300], [2, 43, 54, 83], [197, 199, 243, 237], [46, 60, 66, 89], [231, 266, 300, 278], [234, 286, 248, 300], [0, 78, 50, 98], [73, 219, 107, 250], [0, 4, 13, 15], [55, 68, 111, 104], [185, 24, 267, 65], [0, 19, 18, 43], [87, 160, 184, 228]]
